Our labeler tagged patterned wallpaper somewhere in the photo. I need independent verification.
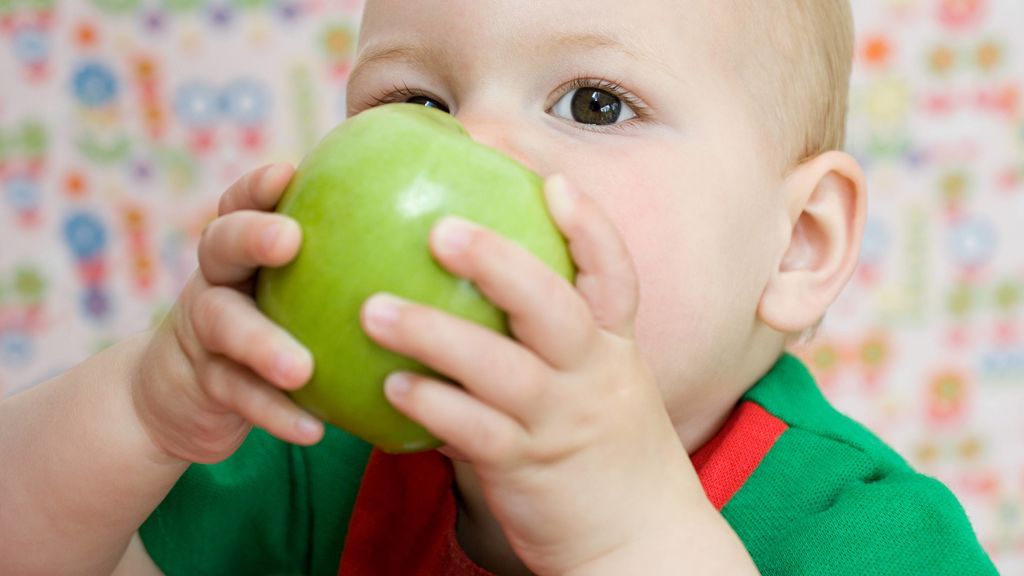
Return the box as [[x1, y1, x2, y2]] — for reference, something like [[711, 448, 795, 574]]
[[1, 1, 1021, 572]]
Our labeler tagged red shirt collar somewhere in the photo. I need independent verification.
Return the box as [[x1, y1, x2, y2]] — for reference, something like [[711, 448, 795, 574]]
[[338, 400, 787, 575]]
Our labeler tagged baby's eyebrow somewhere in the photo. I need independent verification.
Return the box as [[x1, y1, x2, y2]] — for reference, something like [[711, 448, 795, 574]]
[[549, 31, 643, 62], [349, 44, 426, 89]]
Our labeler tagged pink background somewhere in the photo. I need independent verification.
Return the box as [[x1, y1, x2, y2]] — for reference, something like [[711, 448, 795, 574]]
[[1, 0, 1021, 572]]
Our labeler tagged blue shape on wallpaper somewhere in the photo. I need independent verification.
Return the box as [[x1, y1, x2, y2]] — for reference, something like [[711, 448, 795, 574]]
[[207, 2, 236, 28], [174, 81, 220, 128], [82, 286, 112, 321], [221, 78, 271, 126], [277, 0, 302, 21], [64, 212, 107, 261], [72, 61, 119, 108], [5, 176, 40, 212], [139, 8, 167, 34], [0, 331, 33, 368], [860, 217, 891, 266], [948, 216, 997, 268], [12, 27, 50, 66], [979, 349, 1024, 382]]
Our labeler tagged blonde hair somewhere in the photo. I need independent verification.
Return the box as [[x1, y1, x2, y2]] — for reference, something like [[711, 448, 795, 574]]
[[723, 1, 855, 171]]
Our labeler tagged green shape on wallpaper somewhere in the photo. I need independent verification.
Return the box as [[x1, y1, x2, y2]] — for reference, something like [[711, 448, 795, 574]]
[[153, 146, 200, 193], [230, 0, 271, 9], [162, 0, 203, 11], [76, 132, 131, 165], [289, 65, 319, 151], [20, 120, 47, 157], [91, 0, 140, 14], [14, 266, 47, 303], [947, 282, 974, 317], [0, 131, 9, 163], [25, 0, 55, 10], [994, 280, 1021, 313]]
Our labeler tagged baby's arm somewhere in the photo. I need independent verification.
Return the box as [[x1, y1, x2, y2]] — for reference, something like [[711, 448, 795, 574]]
[[0, 333, 184, 575], [0, 164, 319, 575]]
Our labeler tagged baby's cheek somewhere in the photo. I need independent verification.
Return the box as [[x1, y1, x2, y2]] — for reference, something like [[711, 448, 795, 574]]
[[622, 223, 721, 370], [561, 149, 722, 350]]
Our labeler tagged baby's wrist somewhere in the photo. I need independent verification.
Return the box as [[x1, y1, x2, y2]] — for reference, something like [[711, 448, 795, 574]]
[[562, 504, 757, 576], [126, 329, 196, 466]]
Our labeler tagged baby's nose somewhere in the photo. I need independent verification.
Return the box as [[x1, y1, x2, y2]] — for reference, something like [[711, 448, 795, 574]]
[[457, 113, 544, 176]]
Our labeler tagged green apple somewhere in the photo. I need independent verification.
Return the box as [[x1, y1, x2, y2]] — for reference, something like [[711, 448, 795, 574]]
[[255, 103, 575, 453]]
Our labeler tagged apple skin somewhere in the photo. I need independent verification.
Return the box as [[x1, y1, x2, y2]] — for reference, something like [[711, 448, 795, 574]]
[[255, 103, 575, 453]]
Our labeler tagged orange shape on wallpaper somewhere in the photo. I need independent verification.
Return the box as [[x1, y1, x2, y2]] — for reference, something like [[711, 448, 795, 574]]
[[929, 44, 957, 74], [861, 35, 892, 68], [64, 170, 88, 198], [74, 22, 99, 48], [927, 370, 970, 424], [975, 40, 1003, 71], [135, 57, 158, 83]]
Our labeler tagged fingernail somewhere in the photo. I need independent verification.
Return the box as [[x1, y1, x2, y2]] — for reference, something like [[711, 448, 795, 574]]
[[546, 174, 578, 219], [364, 293, 403, 330], [261, 163, 291, 189], [261, 222, 284, 253], [434, 217, 473, 256], [295, 414, 321, 437], [384, 372, 411, 397], [273, 341, 311, 381]]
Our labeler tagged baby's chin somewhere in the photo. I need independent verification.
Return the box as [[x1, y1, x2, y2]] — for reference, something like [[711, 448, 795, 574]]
[[437, 445, 471, 462]]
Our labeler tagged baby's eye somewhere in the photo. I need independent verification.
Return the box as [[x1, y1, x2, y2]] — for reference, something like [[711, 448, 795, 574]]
[[405, 95, 450, 113], [359, 82, 457, 117], [550, 86, 637, 126]]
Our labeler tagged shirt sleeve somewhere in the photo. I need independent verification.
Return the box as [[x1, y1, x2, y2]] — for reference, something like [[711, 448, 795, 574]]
[[138, 425, 371, 576], [726, 427, 998, 576], [765, 471, 998, 575]]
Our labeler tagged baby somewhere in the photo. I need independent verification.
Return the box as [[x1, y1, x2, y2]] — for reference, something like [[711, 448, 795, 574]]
[[0, 0, 997, 574]]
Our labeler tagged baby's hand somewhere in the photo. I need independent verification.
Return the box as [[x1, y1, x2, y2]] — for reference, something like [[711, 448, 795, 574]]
[[133, 164, 323, 464], [361, 176, 718, 574]]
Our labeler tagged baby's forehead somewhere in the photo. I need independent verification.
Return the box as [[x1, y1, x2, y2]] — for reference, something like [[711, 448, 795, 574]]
[[358, 0, 726, 58], [354, 0, 743, 106]]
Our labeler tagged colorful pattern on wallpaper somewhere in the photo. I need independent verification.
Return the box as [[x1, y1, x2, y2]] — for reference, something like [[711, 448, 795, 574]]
[[1, 0, 1021, 572]]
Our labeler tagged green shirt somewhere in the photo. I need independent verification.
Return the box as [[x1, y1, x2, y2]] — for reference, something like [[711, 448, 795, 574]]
[[140, 424, 371, 576], [139, 354, 997, 575]]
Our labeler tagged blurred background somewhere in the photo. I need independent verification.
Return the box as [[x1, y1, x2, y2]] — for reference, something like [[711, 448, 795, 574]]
[[1, 0, 1021, 572]]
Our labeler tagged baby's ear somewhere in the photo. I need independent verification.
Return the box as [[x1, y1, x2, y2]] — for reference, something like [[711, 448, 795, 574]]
[[757, 151, 867, 334]]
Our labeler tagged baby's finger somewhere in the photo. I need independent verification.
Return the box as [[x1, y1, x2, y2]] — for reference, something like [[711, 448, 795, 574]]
[[218, 163, 295, 216], [383, 371, 526, 465], [201, 355, 323, 445], [428, 217, 595, 370], [544, 175, 639, 338], [199, 211, 301, 286], [191, 286, 312, 391], [361, 293, 546, 421]]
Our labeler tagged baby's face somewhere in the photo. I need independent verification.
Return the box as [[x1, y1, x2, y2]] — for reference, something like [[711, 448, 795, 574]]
[[346, 0, 787, 420]]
